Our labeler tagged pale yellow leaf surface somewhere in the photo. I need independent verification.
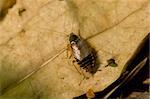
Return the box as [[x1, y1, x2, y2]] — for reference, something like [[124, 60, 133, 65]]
[[0, 0, 149, 99]]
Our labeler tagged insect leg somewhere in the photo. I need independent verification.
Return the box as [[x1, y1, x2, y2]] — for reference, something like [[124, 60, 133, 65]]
[[66, 44, 86, 78], [78, 66, 89, 86], [78, 29, 82, 37], [66, 44, 72, 59], [72, 60, 88, 86], [78, 76, 85, 86], [72, 60, 82, 75]]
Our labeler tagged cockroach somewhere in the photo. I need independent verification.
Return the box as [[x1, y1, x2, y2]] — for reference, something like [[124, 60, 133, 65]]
[[69, 33, 97, 74]]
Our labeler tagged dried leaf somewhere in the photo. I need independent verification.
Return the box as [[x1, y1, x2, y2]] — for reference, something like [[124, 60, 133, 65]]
[[0, 0, 149, 98]]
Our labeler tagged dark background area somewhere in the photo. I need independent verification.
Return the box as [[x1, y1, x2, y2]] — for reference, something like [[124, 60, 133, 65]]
[[74, 34, 149, 99]]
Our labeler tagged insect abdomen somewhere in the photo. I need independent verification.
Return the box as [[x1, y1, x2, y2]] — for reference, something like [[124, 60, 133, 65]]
[[77, 53, 95, 73]]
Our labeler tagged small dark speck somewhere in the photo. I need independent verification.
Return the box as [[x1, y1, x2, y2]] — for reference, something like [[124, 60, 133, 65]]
[[60, 77, 64, 79], [18, 8, 26, 16], [19, 29, 26, 36], [98, 69, 102, 71]]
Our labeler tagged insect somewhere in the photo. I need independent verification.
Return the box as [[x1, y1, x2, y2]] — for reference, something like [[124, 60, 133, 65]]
[[69, 33, 97, 74], [105, 58, 118, 67]]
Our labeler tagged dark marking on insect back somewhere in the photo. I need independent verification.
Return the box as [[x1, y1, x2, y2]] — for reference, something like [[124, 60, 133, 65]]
[[69, 33, 99, 74]]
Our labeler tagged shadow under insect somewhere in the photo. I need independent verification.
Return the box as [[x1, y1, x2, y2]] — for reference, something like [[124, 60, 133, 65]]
[[91, 48, 100, 75]]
